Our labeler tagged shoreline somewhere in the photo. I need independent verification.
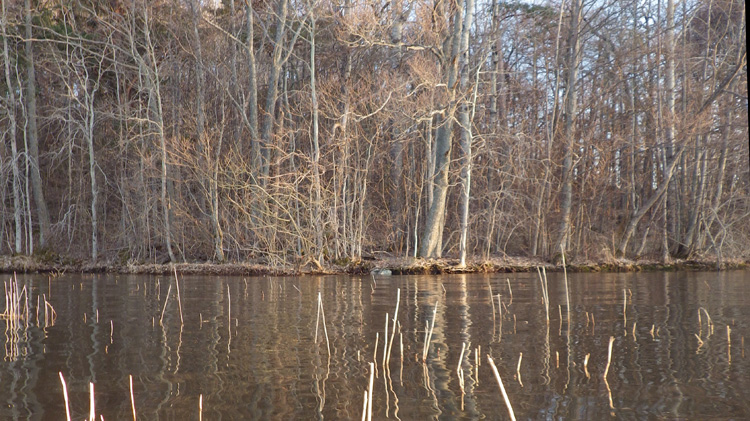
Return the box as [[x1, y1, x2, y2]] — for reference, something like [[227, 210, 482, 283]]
[[1, 254, 747, 277]]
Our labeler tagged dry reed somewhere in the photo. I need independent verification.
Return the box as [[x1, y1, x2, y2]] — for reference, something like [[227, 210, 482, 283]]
[[59, 372, 71, 421], [487, 355, 516, 421], [129, 375, 137, 420], [89, 382, 96, 421], [173, 269, 184, 325], [603, 336, 615, 380], [367, 362, 374, 421]]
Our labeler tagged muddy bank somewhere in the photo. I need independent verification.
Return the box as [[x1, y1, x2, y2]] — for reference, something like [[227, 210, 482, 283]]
[[1, 254, 747, 277]]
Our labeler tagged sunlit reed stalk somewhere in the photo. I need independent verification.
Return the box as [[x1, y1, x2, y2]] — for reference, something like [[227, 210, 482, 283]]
[[603, 336, 615, 380], [488, 279, 496, 325], [422, 302, 438, 361], [698, 307, 714, 335], [561, 252, 571, 331], [584, 353, 590, 378], [386, 289, 400, 366], [516, 352, 523, 387], [59, 372, 71, 421], [457, 342, 466, 382], [727, 325, 731, 364], [623, 289, 627, 325], [129, 375, 137, 421], [315, 292, 331, 356], [632, 322, 636, 341], [89, 382, 96, 421], [382, 313, 389, 370], [361, 391, 368, 421], [199, 394, 203, 421], [173, 269, 184, 325], [373, 333, 379, 368], [537, 267, 550, 324], [475, 346, 480, 385], [497, 294, 502, 338], [160, 284, 172, 325], [487, 355, 516, 421], [507, 278, 513, 305], [367, 362, 374, 421]]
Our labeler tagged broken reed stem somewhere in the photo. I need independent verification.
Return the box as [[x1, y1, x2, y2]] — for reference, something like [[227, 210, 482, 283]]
[[487, 355, 517, 421], [130, 375, 137, 421], [199, 394, 203, 421], [59, 372, 72, 421], [623, 289, 627, 325], [89, 382, 96, 421], [367, 362, 375, 421], [173, 268, 184, 325], [160, 284, 172, 325], [603, 336, 615, 380]]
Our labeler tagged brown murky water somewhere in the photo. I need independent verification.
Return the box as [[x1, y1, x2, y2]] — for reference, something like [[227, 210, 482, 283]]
[[2, 271, 749, 420]]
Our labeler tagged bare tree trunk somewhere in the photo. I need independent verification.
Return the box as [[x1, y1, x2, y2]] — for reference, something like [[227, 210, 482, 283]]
[[24, 0, 51, 247], [556, 0, 582, 257], [309, 12, 324, 264], [259, 0, 289, 181], [420, 0, 470, 258], [663, 0, 676, 261], [1, 1, 23, 254], [457, 0, 475, 267]]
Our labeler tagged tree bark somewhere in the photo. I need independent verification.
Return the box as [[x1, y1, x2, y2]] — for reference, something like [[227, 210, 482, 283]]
[[24, 0, 51, 247], [556, 0, 582, 257]]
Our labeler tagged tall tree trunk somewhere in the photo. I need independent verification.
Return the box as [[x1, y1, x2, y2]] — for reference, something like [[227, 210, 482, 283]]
[[2, 1, 23, 254], [24, 0, 51, 247], [420, 1, 468, 258], [457, 0, 475, 267], [259, 0, 288, 181], [310, 13, 324, 264], [663, 0, 676, 261], [556, 0, 582, 257]]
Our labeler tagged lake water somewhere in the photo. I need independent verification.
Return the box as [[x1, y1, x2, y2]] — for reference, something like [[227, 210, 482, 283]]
[[1, 270, 749, 420]]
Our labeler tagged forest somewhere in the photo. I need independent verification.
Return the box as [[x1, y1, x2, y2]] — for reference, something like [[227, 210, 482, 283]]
[[0, 0, 747, 267]]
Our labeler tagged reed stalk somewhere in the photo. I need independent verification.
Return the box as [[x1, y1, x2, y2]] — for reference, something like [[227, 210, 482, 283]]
[[386, 289, 400, 366], [487, 355, 516, 421], [516, 352, 523, 387], [361, 391, 368, 421], [129, 375, 137, 420], [59, 372, 71, 421], [422, 302, 438, 361], [603, 336, 615, 380], [727, 325, 732, 364], [173, 268, 184, 325], [89, 382, 96, 421], [315, 292, 331, 356], [584, 353, 590, 378], [507, 278, 513, 305], [160, 284, 172, 325], [382, 313, 389, 370], [367, 362, 374, 421], [199, 394, 203, 421]]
